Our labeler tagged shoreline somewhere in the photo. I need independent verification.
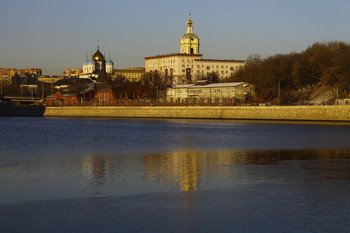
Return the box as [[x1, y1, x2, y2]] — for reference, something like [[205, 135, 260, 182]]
[[1, 105, 350, 122], [46, 105, 350, 122]]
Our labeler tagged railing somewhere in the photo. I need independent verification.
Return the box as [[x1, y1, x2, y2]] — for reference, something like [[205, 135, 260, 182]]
[[46, 97, 256, 107]]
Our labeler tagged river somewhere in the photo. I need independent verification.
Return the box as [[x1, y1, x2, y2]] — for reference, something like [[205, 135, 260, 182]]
[[1, 117, 350, 232]]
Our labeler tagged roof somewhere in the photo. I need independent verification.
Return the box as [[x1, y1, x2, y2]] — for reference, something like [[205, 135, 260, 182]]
[[195, 59, 245, 63], [171, 84, 194, 89], [106, 59, 114, 65], [54, 78, 73, 87], [170, 82, 247, 89], [53, 77, 94, 87], [202, 82, 246, 88], [145, 53, 203, 59], [96, 68, 111, 83]]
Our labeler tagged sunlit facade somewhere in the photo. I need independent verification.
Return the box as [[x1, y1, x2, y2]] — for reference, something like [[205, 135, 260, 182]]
[[145, 14, 245, 84], [166, 82, 255, 102]]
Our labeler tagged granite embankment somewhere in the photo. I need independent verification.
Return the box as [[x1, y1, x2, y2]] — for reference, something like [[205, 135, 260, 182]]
[[42, 105, 350, 122]]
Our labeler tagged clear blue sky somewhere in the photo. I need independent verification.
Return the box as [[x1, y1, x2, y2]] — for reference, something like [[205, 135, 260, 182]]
[[1, 0, 350, 75]]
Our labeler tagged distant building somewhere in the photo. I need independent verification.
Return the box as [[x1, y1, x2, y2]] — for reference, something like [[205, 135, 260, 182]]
[[0, 68, 42, 84], [335, 99, 350, 105], [46, 82, 115, 106], [145, 14, 245, 84], [63, 69, 84, 77], [38, 75, 62, 83], [113, 67, 145, 82], [166, 81, 255, 104]]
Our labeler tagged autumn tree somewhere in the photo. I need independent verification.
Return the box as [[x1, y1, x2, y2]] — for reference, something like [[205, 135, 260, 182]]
[[232, 41, 350, 104]]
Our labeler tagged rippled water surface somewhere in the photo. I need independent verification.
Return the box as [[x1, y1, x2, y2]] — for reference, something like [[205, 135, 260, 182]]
[[1, 117, 350, 233]]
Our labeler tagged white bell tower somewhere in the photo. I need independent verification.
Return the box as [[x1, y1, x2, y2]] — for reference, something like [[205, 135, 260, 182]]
[[180, 13, 200, 54]]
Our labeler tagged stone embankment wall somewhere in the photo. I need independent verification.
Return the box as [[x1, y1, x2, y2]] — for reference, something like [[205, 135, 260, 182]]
[[44, 105, 350, 121]]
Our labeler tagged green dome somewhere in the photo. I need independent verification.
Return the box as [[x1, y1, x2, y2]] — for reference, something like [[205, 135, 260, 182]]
[[182, 32, 199, 40]]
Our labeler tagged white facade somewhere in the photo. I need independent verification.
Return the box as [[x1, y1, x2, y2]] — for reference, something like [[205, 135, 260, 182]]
[[145, 54, 244, 84], [145, 15, 245, 84], [166, 82, 255, 102]]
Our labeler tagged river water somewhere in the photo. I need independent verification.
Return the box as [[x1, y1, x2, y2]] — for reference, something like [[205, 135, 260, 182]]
[[1, 117, 350, 233]]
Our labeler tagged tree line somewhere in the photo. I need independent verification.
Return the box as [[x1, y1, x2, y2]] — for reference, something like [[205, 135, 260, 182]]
[[229, 41, 350, 104]]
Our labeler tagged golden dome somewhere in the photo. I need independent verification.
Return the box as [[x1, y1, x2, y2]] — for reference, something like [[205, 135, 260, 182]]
[[92, 46, 105, 62]]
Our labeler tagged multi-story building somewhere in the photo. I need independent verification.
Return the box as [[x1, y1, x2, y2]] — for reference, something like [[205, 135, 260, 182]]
[[113, 67, 145, 82], [0, 68, 42, 84], [145, 14, 245, 84]]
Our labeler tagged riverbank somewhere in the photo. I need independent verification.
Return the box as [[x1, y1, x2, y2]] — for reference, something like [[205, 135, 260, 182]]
[[0, 105, 46, 116], [41, 105, 350, 122]]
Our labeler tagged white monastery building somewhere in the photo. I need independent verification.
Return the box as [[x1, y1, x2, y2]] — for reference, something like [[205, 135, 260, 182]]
[[145, 14, 245, 84]]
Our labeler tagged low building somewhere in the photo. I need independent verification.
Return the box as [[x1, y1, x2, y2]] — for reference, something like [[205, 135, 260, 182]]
[[46, 90, 79, 106], [166, 81, 255, 104], [46, 82, 116, 106], [335, 99, 350, 105]]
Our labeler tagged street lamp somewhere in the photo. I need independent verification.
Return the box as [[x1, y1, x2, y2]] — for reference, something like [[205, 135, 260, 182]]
[[278, 79, 280, 106], [273, 76, 280, 106]]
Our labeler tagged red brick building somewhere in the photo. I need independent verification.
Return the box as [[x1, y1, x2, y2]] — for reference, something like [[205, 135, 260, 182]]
[[46, 83, 116, 106]]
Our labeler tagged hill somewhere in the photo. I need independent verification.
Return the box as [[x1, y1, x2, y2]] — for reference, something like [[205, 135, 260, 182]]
[[231, 41, 350, 105]]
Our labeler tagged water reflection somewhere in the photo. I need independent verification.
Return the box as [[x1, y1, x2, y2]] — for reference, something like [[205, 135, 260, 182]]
[[143, 149, 350, 191], [144, 152, 200, 191], [82, 155, 108, 195], [1, 148, 350, 204]]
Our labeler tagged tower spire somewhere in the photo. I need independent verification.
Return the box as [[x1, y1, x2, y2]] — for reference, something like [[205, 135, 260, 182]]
[[187, 12, 193, 33], [180, 12, 200, 54]]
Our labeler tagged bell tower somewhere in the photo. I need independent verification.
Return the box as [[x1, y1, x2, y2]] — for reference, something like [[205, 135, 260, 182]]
[[180, 13, 200, 54]]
